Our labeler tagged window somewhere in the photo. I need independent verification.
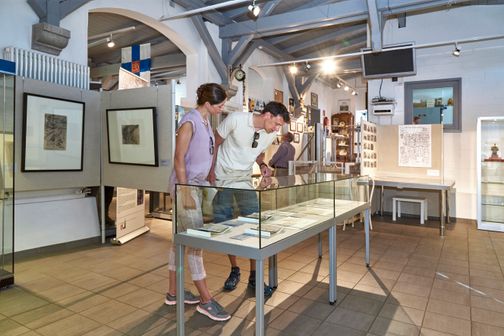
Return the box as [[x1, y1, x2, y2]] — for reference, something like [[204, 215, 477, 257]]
[[404, 78, 461, 132]]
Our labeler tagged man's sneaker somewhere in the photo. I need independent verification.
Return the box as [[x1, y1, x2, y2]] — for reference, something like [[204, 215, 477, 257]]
[[223, 267, 240, 291], [164, 290, 200, 305], [197, 299, 231, 321], [248, 275, 274, 298]]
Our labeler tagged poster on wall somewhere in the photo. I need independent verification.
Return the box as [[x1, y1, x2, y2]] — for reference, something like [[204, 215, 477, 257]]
[[22, 93, 85, 172], [398, 125, 432, 167]]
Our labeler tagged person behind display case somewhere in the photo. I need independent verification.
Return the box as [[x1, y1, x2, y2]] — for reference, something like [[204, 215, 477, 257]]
[[166, 83, 230, 322], [269, 132, 295, 177], [208, 101, 290, 297]]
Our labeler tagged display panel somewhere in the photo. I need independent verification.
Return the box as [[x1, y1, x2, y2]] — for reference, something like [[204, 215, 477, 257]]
[[22, 93, 85, 171], [362, 44, 416, 79], [106, 107, 158, 166]]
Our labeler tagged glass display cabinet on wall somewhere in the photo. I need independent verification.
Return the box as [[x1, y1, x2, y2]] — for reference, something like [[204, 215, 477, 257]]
[[405, 78, 461, 132], [477, 117, 504, 232]]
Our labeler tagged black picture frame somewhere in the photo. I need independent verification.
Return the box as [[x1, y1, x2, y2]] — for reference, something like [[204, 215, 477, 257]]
[[106, 107, 158, 166], [22, 93, 85, 172], [293, 133, 300, 143]]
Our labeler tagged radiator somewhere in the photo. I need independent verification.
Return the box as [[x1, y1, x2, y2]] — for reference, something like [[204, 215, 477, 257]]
[[3, 47, 89, 90]]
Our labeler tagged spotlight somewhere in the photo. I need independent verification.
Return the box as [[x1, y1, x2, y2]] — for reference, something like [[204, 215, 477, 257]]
[[321, 59, 336, 74], [289, 64, 298, 75], [336, 82, 342, 88], [351, 90, 358, 96], [305, 62, 311, 71], [343, 85, 350, 91], [248, 0, 260, 17], [106, 35, 115, 48], [452, 42, 460, 57]]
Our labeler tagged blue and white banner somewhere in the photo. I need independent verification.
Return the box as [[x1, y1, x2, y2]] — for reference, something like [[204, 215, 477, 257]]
[[121, 43, 151, 82]]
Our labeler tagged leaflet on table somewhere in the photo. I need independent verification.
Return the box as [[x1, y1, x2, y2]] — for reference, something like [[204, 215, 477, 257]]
[[186, 224, 230, 237], [244, 224, 282, 237]]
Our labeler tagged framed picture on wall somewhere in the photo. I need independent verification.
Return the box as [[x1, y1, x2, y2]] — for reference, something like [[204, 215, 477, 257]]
[[107, 107, 158, 166], [293, 133, 300, 143], [296, 122, 303, 132], [290, 121, 296, 131], [22, 93, 85, 172], [274, 89, 284, 103], [338, 99, 350, 112], [311, 92, 318, 108]]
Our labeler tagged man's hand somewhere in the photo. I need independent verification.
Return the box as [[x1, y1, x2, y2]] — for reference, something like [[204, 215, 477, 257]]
[[260, 163, 272, 177], [180, 188, 196, 210]]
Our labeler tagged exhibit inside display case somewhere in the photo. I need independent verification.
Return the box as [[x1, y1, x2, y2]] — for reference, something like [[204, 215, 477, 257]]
[[174, 173, 369, 249], [477, 117, 504, 232]]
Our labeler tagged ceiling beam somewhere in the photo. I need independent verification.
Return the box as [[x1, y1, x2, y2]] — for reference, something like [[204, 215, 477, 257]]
[[284, 25, 367, 54], [297, 36, 367, 59], [220, 0, 471, 39], [366, 0, 382, 50], [170, 0, 234, 25], [191, 14, 228, 81]]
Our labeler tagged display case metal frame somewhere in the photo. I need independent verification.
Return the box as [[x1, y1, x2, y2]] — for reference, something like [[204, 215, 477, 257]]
[[477, 116, 504, 232], [174, 174, 371, 336]]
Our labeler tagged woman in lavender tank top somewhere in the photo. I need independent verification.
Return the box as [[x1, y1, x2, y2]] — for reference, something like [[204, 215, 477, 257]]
[[166, 83, 231, 321]]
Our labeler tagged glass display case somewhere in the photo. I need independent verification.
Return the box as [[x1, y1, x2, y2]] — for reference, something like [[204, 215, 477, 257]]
[[0, 64, 15, 289], [174, 173, 369, 249], [477, 117, 504, 232], [174, 173, 370, 336]]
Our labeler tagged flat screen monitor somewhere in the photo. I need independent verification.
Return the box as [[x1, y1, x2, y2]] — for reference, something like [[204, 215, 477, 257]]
[[361, 44, 416, 79]]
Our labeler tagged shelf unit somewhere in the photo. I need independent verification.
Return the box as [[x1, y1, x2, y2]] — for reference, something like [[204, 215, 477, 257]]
[[477, 117, 504, 232], [331, 112, 354, 162]]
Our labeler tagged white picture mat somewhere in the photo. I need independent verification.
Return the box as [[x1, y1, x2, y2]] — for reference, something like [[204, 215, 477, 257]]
[[107, 108, 156, 165], [398, 124, 432, 167], [24, 95, 83, 170]]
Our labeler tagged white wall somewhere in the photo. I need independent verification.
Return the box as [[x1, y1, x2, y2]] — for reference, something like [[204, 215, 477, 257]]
[[368, 5, 504, 220]]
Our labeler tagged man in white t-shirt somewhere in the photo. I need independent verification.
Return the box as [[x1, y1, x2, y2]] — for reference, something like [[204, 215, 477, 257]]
[[208, 101, 290, 296]]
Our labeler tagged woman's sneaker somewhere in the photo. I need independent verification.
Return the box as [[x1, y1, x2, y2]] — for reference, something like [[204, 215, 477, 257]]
[[164, 290, 200, 305], [197, 299, 231, 321]]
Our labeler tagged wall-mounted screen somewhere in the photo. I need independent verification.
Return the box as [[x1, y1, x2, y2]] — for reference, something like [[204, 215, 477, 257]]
[[362, 44, 416, 79]]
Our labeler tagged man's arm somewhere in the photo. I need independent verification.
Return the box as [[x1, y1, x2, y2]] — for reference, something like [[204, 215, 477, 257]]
[[255, 152, 272, 177]]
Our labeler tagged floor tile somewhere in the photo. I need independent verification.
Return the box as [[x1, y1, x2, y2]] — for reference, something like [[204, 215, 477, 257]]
[[422, 312, 471, 336], [35, 314, 100, 336]]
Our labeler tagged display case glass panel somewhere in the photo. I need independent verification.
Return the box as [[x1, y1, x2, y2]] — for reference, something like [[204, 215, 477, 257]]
[[0, 71, 15, 288], [175, 174, 368, 249], [477, 117, 504, 232]]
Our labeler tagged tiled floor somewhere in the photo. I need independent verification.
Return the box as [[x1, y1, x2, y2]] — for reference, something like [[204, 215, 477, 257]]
[[2, 216, 504, 336]]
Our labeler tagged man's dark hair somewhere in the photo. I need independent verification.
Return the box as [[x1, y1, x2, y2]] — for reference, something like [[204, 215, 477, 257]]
[[285, 132, 294, 142], [262, 101, 290, 123]]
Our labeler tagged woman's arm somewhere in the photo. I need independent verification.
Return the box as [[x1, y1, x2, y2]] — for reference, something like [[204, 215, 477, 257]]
[[174, 122, 195, 208]]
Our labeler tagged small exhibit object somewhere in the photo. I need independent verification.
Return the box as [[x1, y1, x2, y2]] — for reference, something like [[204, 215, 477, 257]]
[[485, 143, 504, 162]]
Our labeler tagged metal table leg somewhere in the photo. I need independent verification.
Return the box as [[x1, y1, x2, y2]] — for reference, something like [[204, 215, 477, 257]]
[[380, 186, 384, 216], [256, 259, 265, 336], [328, 225, 337, 304], [446, 189, 451, 224], [176, 244, 185, 336], [268, 255, 278, 288], [440, 190, 446, 237], [317, 233, 322, 258], [364, 208, 370, 267]]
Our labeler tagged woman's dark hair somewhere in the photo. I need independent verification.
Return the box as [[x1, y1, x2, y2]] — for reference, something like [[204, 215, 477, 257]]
[[196, 83, 227, 106]]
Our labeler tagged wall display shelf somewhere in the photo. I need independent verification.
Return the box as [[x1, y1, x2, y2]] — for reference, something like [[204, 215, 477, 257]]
[[174, 173, 371, 336], [477, 117, 504, 232], [331, 112, 354, 162]]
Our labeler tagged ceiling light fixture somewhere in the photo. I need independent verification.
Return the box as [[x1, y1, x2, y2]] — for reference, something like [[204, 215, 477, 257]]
[[351, 90, 358, 96], [305, 62, 311, 70], [321, 59, 336, 74], [289, 64, 298, 75], [336, 82, 342, 88], [452, 42, 461, 57], [343, 85, 350, 91], [248, 0, 261, 17], [106, 35, 115, 48]]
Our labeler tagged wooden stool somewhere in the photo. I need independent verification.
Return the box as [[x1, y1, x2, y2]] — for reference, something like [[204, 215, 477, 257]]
[[392, 196, 428, 224]]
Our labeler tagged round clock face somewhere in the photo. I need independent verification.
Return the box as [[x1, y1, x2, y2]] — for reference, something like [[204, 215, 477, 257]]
[[234, 69, 246, 81]]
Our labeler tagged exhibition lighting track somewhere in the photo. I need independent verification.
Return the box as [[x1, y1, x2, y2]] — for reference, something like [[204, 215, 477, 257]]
[[160, 0, 250, 21], [258, 33, 504, 68]]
